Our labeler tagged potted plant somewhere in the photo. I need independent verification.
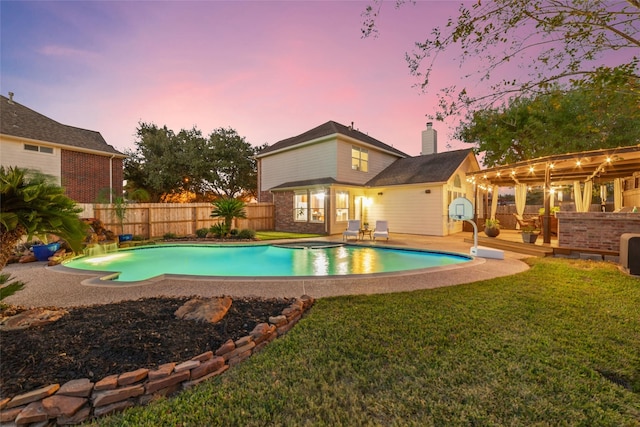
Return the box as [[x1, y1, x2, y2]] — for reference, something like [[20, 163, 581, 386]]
[[538, 206, 560, 216], [484, 218, 500, 237], [363, 222, 369, 230], [31, 236, 61, 262], [520, 225, 540, 243], [112, 196, 133, 243]]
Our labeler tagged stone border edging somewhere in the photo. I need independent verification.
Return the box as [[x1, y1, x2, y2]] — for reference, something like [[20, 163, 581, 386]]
[[0, 295, 314, 425]]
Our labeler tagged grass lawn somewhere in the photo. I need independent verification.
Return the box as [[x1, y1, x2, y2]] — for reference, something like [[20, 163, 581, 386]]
[[256, 231, 324, 240], [92, 258, 640, 426]]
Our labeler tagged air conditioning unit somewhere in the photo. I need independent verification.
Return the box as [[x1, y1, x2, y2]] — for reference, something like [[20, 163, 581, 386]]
[[620, 233, 640, 276]]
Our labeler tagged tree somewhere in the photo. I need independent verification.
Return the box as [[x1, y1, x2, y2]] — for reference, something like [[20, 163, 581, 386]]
[[0, 167, 86, 270], [456, 78, 640, 166], [362, 0, 639, 121], [124, 123, 262, 201], [205, 128, 263, 199], [124, 123, 205, 202], [210, 198, 247, 235]]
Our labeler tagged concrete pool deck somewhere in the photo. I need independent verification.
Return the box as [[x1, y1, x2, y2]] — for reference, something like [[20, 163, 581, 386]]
[[2, 233, 531, 308]]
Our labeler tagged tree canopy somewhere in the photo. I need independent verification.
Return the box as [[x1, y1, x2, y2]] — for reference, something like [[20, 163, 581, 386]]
[[362, 0, 639, 121], [456, 77, 640, 166], [124, 123, 263, 202]]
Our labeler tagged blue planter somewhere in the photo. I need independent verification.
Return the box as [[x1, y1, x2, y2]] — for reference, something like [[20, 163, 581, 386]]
[[32, 242, 61, 261], [118, 234, 133, 243]]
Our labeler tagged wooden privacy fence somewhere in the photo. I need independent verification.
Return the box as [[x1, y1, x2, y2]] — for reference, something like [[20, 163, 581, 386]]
[[76, 203, 275, 238]]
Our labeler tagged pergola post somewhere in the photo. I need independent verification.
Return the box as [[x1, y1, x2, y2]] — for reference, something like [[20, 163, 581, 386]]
[[543, 162, 551, 244]]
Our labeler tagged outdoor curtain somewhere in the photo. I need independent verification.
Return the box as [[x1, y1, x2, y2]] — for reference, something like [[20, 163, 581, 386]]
[[573, 180, 593, 212], [614, 178, 623, 211], [491, 185, 499, 219], [514, 184, 527, 229]]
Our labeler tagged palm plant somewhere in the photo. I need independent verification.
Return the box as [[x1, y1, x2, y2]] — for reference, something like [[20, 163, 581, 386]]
[[0, 167, 86, 269], [210, 198, 247, 236]]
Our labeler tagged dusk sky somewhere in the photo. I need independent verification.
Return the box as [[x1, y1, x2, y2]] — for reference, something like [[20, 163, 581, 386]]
[[2, 0, 498, 156]]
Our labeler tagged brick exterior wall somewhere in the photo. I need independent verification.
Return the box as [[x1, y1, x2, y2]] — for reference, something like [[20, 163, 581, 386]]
[[259, 190, 273, 203], [273, 191, 326, 234], [61, 150, 123, 203], [557, 212, 640, 251]]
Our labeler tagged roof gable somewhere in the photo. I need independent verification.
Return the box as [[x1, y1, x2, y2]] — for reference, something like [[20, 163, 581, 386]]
[[366, 149, 476, 187], [258, 120, 408, 158], [0, 95, 123, 156]]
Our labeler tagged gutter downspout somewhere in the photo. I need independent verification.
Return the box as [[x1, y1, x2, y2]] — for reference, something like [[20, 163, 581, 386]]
[[109, 154, 115, 203]]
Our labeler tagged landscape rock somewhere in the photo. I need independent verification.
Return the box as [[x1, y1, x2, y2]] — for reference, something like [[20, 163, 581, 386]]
[[58, 379, 94, 397], [6, 384, 60, 409], [41, 395, 87, 417], [0, 308, 68, 331], [174, 296, 232, 323]]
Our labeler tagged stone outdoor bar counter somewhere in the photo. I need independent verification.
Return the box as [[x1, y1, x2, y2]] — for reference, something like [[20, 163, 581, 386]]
[[557, 212, 640, 252]]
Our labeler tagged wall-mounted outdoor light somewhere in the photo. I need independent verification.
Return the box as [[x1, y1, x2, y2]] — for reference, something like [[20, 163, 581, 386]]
[[424, 189, 431, 194], [377, 192, 383, 196]]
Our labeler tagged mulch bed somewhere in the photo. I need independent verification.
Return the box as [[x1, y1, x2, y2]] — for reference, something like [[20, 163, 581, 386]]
[[0, 296, 292, 399]]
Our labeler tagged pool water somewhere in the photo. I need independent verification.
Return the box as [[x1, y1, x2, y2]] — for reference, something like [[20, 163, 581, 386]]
[[62, 244, 471, 282]]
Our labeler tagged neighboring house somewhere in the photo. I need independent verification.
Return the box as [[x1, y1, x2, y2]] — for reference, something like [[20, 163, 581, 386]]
[[0, 93, 125, 203], [256, 120, 480, 236]]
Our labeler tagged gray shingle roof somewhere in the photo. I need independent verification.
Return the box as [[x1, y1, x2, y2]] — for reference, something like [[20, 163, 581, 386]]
[[0, 95, 123, 156], [258, 120, 408, 158], [366, 149, 474, 186], [270, 177, 362, 190]]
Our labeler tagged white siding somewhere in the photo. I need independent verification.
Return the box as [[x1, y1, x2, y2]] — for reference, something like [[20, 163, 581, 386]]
[[0, 137, 61, 184], [260, 141, 337, 191], [335, 139, 399, 185], [366, 185, 445, 236]]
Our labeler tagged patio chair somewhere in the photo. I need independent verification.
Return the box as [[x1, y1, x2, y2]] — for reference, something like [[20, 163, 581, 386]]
[[373, 220, 389, 241], [513, 213, 538, 229], [343, 220, 361, 241]]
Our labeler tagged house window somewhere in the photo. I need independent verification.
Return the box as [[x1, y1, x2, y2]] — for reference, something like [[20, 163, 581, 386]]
[[310, 190, 325, 223], [24, 144, 53, 154], [335, 191, 349, 222], [294, 190, 326, 222], [294, 193, 308, 222], [351, 146, 368, 172]]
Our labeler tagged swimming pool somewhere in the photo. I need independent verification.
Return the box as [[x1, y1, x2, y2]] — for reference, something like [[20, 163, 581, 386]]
[[61, 243, 472, 282]]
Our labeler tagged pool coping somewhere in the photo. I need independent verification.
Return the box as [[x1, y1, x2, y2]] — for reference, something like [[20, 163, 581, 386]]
[[2, 234, 531, 308]]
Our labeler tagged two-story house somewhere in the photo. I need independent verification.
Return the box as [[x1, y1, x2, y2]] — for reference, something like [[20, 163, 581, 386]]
[[0, 93, 125, 203], [256, 120, 480, 236]]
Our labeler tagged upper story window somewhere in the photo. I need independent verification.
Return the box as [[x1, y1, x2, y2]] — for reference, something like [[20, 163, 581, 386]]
[[24, 144, 53, 154], [351, 146, 368, 172]]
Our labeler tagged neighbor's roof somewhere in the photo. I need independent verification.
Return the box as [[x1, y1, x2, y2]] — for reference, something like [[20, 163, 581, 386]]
[[0, 95, 124, 156], [466, 145, 640, 187], [366, 149, 476, 187], [257, 120, 408, 158]]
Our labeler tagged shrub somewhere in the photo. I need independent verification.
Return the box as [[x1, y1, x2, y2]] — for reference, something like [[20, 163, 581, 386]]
[[237, 229, 256, 239], [196, 228, 209, 238], [163, 232, 177, 239], [209, 223, 228, 239], [132, 235, 145, 241], [229, 228, 239, 236]]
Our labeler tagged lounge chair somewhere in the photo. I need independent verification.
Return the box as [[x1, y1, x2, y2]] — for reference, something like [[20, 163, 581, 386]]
[[373, 220, 389, 241], [343, 220, 361, 241], [513, 213, 538, 229]]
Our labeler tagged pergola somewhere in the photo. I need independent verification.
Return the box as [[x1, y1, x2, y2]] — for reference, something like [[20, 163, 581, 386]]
[[466, 145, 640, 243]]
